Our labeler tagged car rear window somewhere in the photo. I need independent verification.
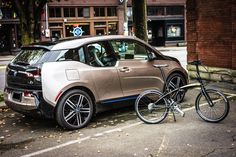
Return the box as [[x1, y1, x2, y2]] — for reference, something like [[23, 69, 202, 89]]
[[12, 48, 48, 66]]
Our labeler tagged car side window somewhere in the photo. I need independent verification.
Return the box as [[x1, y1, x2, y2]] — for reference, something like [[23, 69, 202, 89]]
[[56, 47, 86, 63], [110, 40, 148, 60], [86, 42, 117, 67]]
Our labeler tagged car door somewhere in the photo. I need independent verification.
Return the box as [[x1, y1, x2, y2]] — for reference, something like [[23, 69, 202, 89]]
[[110, 40, 164, 97], [85, 41, 123, 101]]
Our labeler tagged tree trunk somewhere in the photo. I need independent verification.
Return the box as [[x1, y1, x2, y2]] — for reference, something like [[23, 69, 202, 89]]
[[132, 0, 148, 42], [13, 0, 43, 45]]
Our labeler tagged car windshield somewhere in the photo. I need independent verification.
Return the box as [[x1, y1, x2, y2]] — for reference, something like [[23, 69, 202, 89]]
[[12, 48, 47, 66]]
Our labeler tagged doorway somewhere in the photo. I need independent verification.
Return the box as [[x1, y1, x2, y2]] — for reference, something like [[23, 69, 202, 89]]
[[150, 20, 165, 46]]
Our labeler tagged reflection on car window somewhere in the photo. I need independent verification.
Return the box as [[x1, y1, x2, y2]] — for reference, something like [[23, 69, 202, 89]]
[[56, 47, 86, 63], [13, 48, 47, 65], [87, 42, 117, 67], [110, 40, 148, 60]]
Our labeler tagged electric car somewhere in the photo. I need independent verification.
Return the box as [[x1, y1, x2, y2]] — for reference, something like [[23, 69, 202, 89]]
[[4, 35, 187, 130]]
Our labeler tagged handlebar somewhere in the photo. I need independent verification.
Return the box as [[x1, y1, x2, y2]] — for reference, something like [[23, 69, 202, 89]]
[[188, 60, 203, 81]]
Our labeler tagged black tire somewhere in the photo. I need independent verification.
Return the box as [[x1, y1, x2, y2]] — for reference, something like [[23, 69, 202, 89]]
[[165, 73, 187, 102], [195, 89, 230, 123], [135, 90, 168, 124], [56, 89, 94, 130]]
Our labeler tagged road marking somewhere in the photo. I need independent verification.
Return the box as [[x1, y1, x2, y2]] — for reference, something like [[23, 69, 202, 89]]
[[21, 122, 143, 157], [21, 93, 236, 157], [21, 136, 91, 157], [157, 135, 166, 156]]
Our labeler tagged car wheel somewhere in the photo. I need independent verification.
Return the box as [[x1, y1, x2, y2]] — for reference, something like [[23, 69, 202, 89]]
[[165, 73, 187, 102], [56, 89, 94, 130]]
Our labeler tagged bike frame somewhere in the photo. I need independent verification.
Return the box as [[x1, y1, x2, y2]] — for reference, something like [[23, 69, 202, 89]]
[[155, 61, 214, 107]]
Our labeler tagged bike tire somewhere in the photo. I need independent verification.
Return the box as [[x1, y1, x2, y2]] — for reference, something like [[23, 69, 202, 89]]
[[195, 89, 230, 123], [135, 90, 168, 124]]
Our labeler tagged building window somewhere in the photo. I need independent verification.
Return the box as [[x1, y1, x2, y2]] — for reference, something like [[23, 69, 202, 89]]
[[166, 6, 184, 15], [64, 8, 76, 17], [107, 7, 117, 16], [78, 7, 90, 18], [49, 7, 61, 17], [167, 25, 182, 37], [147, 6, 164, 16], [94, 7, 105, 17]]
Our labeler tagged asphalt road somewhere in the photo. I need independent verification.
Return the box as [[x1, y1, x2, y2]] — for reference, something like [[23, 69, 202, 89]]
[[0, 89, 235, 157]]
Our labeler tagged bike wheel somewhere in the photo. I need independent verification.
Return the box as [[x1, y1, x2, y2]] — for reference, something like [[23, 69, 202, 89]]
[[135, 90, 168, 124], [195, 89, 230, 123]]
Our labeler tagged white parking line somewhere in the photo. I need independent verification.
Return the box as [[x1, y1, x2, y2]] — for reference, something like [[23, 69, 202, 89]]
[[21, 93, 236, 157], [21, 122, 143, 157], [21, 136, 91, 157]]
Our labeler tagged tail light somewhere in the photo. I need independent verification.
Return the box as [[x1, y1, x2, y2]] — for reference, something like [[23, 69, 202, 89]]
[[26, 68, 41, 78]]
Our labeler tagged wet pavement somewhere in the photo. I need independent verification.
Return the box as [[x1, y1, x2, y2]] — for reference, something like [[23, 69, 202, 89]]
[[0, 88, 236, 157]]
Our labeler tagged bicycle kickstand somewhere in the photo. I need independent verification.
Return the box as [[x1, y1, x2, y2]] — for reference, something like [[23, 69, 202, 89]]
[[172, 112, 177, 122]]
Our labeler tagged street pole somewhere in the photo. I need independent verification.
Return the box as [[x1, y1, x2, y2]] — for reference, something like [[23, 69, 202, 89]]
[[123, 0, 128, 36], [45, 3, 50, 38]]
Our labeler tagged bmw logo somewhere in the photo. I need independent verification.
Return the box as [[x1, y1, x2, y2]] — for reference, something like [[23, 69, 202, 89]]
[[72, 27, 84, 37]]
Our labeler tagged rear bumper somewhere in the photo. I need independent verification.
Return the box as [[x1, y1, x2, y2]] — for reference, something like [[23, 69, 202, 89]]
[[4, 87, 54, 118], [4, 91, 38, 111]]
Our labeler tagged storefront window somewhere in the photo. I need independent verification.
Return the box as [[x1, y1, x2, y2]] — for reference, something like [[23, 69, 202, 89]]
[[64, 8, 76, 17], [94, 7, 105, 17], [147, 6, 164, 16], [108, 22, 118, 35], [78, 7, 90, 18], [107, 7, 117, 16], [49, 7, 61, 17], [167, 25, 181, 37], [166, 6, 184, 15]]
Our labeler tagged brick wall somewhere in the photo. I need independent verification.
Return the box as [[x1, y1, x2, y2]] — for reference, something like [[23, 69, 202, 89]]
[[187, 0, 235, 70]]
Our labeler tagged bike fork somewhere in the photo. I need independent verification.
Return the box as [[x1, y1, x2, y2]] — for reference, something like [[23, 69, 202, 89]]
[[201, 87, 214, 107]]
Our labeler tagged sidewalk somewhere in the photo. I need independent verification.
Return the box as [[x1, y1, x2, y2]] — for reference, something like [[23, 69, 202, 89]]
[[0, 55, 14, 67]]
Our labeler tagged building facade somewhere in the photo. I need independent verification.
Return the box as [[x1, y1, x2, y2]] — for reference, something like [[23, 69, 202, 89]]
[[41, 0, 124, 42], [187, 0, 236, 83], [0, 0, 186, 55], [41, 0, 186, 46]]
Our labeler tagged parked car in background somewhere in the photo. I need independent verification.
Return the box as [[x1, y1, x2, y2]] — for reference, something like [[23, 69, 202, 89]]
[[4, 35, 187, 130]]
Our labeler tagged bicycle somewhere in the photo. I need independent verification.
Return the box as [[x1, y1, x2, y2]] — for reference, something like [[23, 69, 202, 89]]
[[135, 60, 230, 124]]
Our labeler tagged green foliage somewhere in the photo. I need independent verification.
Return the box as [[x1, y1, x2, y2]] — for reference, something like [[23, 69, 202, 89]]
[[0, 92, 4, 102]]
